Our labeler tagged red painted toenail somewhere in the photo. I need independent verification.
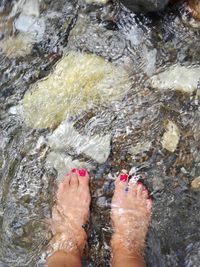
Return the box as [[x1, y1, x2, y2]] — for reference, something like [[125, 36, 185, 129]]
[[79, 169, 86, 177], [120, 174, 128, 182], [137, 182, 143, 186], [65, 173, 70, 176], [71, 168, 77, 173]]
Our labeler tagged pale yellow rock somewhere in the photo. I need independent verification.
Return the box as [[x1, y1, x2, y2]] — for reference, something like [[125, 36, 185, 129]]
[[161, 120, 180, 152], [0, 34, 34, 58], [150, 65, 200, 93], [84, 0, 108, 4], [129, 141, 151, 156], [22, 52, 131, 129], [191, 177, 200, 189]]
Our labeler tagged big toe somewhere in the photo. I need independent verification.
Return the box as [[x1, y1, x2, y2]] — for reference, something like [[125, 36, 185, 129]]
[[69, 168, 79, 190], [78, 169, 89, 186], [113, 173, 129, 199], [78, 169, 90, 196]]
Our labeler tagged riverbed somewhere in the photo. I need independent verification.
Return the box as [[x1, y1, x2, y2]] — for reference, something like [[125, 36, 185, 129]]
[[0, 0, 200, 266]]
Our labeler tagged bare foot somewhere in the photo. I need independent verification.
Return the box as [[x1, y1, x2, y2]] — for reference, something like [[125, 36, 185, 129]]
[[111, 174, 152, 258], [48, 168, 91, 256]]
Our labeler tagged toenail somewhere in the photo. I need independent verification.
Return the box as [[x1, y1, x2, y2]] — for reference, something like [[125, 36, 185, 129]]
[[137, 182, 143, 186], [79, 169, 86, 177], [71, 168, 77, 173], [120, 174, 128, 182], [65, 173, 70, 176]]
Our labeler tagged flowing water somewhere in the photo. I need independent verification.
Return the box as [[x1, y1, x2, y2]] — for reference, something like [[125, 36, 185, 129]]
[[0, 0, 200, 266]]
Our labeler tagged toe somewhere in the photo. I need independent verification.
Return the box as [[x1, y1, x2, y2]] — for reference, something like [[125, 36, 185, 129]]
[[63, 174, 70, 189], [56, 174, 70, 198], [78, 169, 90, 186], [146, 198, 153, 213], [78, 169, 90, 196], [69, 168, 79, 190], [128, 178, 138, 197], [141, 186, 149, 200], [136, 182, 144, 198], [114, 173, 129, 196]]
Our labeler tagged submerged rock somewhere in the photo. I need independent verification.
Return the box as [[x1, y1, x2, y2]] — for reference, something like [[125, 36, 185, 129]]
[[22, 52, 131, 129], [191, 176, 200, 190], [48, 120, 111, 164], [119, 0, 169, 12], [129, 141, 152, 156], [14, 15, 45, 41], [161, 120, 180, 152], [46, 152, 92, 181], [188, 0, 200, 21], [0, 0, 45, 57], [22, 0, 40, 17], [0, 34, 34, 57], [150, 65, 200, 93], [84, 0, 108, 4]]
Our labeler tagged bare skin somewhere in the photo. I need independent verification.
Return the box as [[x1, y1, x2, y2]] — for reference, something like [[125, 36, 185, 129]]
[[46, 170, 152, 267], [46, 168, 91, 267], [111, 174, 152, 267]]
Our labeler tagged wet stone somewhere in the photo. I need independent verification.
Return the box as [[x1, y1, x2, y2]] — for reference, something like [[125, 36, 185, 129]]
[[67, 15, 126, 61], [84, 0, 108, 4], [188, 0, 200, 21], [150, 65, 200, 94], [191, 176, 200, 190], [22, 52, 131, 129], [161, 120, 180, 153]]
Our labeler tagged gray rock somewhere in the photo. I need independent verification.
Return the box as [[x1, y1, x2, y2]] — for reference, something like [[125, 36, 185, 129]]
[[46, 152, 93, 181], [119, 0, 169, 13], [48, 120, 111, 164]]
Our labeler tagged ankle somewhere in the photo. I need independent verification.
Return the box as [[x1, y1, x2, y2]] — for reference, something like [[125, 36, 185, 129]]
[[46, 250, 82, 267], [111, 234, 145, 259], [48, 228, 87, 258]]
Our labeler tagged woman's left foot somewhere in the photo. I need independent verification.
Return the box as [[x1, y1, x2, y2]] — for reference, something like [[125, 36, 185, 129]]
[[49, 168, 91, 255]]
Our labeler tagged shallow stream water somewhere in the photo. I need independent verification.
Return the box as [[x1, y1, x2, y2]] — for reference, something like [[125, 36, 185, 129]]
[[0, 0, 200, 266]]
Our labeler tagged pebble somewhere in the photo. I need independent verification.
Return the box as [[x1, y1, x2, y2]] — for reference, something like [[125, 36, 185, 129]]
[[162, 120, 180, 152], [150, 65, 200, 93], [188, 0, 200, 21], [84, 0, 108, 4], [191, 176, 200, 190]]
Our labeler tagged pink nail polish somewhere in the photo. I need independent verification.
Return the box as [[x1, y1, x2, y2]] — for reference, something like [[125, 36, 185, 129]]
[[79, 169, 86, 177], [71, 168, 77, 173], [65, 173, 70, 176], [119, 174, 128, 182]]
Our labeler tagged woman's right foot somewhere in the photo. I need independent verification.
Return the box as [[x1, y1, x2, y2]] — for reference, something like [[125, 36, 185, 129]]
[[48, 168, 91, 256], [111, 174, 152, 259]]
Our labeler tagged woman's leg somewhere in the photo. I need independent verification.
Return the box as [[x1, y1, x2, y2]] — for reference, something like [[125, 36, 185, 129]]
[[46, 169, 91, 267], [111, 174, 152, 267]]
